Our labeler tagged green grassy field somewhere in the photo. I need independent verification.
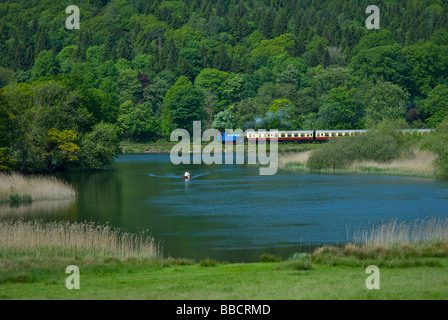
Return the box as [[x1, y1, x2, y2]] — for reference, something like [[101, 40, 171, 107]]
[[1, 259, 447, 300]]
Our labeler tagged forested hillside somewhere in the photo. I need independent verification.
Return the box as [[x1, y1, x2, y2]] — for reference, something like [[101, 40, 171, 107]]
[[0, 0, 447, 172]]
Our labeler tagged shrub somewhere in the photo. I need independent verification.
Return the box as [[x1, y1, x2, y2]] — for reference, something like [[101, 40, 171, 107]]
[[200, 259, 217, 267], [276, 259, 314, 271], [259, 253, 282, 263], [307, 131, 400, 170], [289, 252, 309, 261], [427, 118, 448, 178]]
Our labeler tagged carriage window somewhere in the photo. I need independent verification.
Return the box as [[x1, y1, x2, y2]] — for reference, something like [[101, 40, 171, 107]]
[[338, 133, 343, 137], [325, 133, 329, 137], [301, 134, 305, 137], [281, 134, 285, 138], [294, 134, 298, 137], [288, 134, 292, 138]]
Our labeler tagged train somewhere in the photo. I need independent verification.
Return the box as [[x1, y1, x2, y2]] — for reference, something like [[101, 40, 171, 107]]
[[218, 129, 433, 144]]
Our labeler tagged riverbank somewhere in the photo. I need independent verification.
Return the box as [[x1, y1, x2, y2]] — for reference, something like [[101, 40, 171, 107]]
[[120, 141, 321, 154], [1, 219, 447, 299], [279, 149, 437, 178]]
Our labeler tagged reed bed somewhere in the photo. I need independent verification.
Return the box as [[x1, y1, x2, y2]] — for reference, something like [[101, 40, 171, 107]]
[[350, 150, 436, 176], [279, 149, 436, 177], [0, 220, 160, 259], [351, 218, 448, 247], [278, 151, 312, 170], [0, 173, 76, 203]]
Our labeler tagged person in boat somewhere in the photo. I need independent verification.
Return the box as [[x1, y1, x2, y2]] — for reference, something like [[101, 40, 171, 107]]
[[184, 171, 191, 179]]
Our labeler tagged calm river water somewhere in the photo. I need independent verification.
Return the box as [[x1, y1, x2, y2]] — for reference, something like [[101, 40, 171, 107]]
[[1, 154, 448, 262]]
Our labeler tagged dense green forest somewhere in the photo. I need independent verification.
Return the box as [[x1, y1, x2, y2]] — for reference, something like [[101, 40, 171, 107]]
[[0, 0, 448, 172]]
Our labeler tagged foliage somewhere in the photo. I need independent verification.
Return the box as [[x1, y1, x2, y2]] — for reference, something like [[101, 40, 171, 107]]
[[0, 147, 16, 172], [165, 85, 204, 133], [43, 128, 81, 170], [118, 102, 160, 142], [364, 81, 410, 125], [418, 85, 448, 128], [80, 122, 121, 170], [425, 118, 448, 178], [307, 120, 409, 170], [0, 0, 446, 166]]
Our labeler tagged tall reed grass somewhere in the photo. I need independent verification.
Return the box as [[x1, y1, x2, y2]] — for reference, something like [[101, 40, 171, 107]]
[[0, 220, 159, 259], [0, 173, 76, 203], [350, 218, 448, 247]]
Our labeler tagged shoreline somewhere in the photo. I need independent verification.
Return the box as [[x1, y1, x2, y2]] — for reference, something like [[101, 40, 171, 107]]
[[120, 143, 437, 179], [1, 219, 447, 299]]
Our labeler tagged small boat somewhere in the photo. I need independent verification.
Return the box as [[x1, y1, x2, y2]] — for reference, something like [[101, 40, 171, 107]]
[[182, 175, 192, 181]]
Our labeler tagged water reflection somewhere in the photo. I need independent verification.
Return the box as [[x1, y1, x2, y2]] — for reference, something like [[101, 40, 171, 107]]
[[0, 199, 76, 218]]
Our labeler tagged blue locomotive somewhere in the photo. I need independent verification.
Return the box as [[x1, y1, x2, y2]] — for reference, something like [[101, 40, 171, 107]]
[[217, 133, 245, 144]]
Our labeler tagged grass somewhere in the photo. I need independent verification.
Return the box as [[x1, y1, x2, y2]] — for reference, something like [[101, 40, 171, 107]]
[[0, 218, 447, 299], [0, 173, 76, 203], [1, 257, 447, 299]]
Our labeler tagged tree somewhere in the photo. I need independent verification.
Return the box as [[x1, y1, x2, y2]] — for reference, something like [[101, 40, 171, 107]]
[[364, 82, 410, 125], [43, 128, 80, 171], [178, 40, 202, 80], [118, 102, 160, 142], [143, 77, 170, 116], [35, 26, 50, 57], [276, 65, 300, 87], [57, 45, 77, 74], [212, 108, 234, 131], [312, 67, 355, 96], [317, 86, 362, 129], [32, 50, 58, 79], [419, 85, 448, 127], [165, 86, 204, 133], [0, 147, 16, 172], [349, 44, 413, 90], [214, 45, 231, 71], [195, 68, 229, 91], [164, 75, 192, 107], [427, 118, 448, 178], [80, 122, 121, 169], [403, 41, 448, 96], [117, 69, 142, 103], [116, 38, 131, 61], [259, 9, 274, 38]]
